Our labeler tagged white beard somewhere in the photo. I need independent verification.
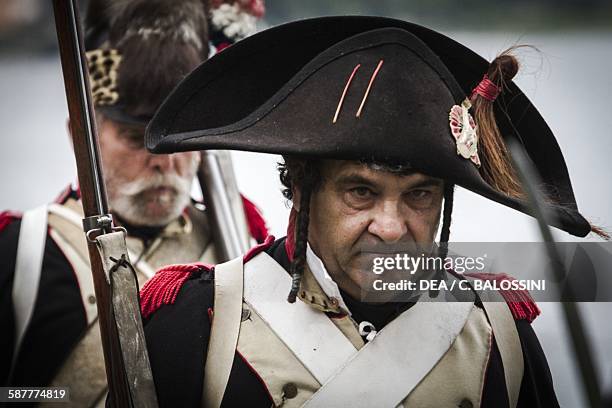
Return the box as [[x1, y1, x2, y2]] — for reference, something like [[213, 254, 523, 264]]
[[106, 159, 198, 227]]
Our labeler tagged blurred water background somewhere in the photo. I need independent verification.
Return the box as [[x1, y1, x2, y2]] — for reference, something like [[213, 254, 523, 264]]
[[0, 1, 611, 406]]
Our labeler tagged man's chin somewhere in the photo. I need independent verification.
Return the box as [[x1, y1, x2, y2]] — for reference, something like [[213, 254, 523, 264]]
[[111, 194, 187, 227], [140, 187, 177, 204]]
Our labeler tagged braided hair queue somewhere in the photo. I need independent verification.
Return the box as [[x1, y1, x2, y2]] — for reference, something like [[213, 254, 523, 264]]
[[287, 161, 315, 303], [439, 183, 455, 260], [279, 158, 320, 303], [429, 183, 455, 298]]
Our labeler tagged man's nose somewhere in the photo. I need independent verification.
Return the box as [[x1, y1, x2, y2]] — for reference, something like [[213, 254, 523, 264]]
[[367, 202, 408, 243], [148, 153, 175, 173]]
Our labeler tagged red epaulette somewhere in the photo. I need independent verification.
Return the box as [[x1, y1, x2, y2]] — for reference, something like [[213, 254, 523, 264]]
[[140, 235, 275, 319], [465, 272, 541, 323], [240, 194, 269, 244], [0, 210, 22, 234]]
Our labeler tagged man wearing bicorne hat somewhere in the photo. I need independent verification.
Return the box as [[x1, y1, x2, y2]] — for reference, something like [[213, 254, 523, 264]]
[[142, 16, 604, 408], [0, 0, 266, 405]]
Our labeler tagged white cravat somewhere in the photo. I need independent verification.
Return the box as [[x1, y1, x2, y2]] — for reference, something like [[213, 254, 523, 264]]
[[306, 244, 351, 315]]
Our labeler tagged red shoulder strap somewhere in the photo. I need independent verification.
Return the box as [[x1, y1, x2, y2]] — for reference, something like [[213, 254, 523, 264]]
[[139, 235, 275, 319], [465, 272, 541, 323]]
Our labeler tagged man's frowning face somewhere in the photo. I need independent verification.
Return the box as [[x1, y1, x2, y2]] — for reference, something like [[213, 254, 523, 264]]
[[97, 116, 200, 227], [301, 160, 444, 300]]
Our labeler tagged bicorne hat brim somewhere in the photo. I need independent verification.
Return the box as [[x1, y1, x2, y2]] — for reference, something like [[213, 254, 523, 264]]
[[146, 16, 591, 237]]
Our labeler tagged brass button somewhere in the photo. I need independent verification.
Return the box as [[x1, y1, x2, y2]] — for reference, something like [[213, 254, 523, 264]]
[[88, 295, 96, 305], [282, 383, 298, 399], [458, 398, 473, 408]]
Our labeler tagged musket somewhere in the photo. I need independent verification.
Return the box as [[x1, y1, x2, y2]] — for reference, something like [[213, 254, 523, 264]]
[[52, 1, 157, 406], [198, 151, 251, 260], [507, 138, 602, 408]]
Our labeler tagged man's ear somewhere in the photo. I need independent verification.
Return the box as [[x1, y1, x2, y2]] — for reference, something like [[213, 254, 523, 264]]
[[292, 184, 301, 212]]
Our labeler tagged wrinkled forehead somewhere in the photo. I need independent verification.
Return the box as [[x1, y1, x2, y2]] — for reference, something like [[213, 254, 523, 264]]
[[320, 159, 444, 188]]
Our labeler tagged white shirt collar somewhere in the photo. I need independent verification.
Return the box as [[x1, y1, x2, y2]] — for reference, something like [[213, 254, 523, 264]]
[[306, 243, 351, 315]]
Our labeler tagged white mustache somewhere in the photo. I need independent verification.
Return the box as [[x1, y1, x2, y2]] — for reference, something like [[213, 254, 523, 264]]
[[119, 172, 190, 197]]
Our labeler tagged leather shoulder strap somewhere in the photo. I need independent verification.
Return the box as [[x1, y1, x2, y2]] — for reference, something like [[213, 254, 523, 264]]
[[480, 295, 524, 408], [202, 256, 244, 408], [465, 277, 524, 408], [10, 205, 48, 378], [96, 231, 158, 407], [303, 302, 473, 408], [243, 252, 358, 384]]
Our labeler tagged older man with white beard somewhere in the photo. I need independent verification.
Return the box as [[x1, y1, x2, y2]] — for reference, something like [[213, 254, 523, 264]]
[[97, 114, 201, 228], [0, 0, 267, 405]]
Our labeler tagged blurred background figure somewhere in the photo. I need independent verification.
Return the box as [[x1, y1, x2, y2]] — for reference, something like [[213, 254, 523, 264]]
[[0, 0, 54, 53], [0, 0, 266, 405], [0, 0, 42, 32], [0, 0, 610, 407]]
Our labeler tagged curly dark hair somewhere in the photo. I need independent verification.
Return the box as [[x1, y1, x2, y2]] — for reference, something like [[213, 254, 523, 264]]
[[278, 156, 321, 202]]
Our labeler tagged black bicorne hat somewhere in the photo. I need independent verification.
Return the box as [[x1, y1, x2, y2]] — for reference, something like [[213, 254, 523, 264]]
[[145, 16, 591, 237]]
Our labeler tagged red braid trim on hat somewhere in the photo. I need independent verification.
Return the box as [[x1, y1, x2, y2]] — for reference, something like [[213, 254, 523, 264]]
[[139, 235, 275, 319], [465, 272, 541, 323]]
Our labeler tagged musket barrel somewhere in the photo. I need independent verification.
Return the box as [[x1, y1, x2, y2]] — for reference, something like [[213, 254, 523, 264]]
[[198, 151, 250, 260], [508, 139, 602, 408], [53, 0, 108, 218], [52, 0, 131, 405]]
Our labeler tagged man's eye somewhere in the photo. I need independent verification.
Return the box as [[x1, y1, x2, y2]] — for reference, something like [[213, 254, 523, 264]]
[[408, 189, 431, 200], [344, 186, 376, 208], [129, 140, 144, 149], [120, 131, 144, 149], [350, 187, 374, 198], [405, 189, 435, 209]]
